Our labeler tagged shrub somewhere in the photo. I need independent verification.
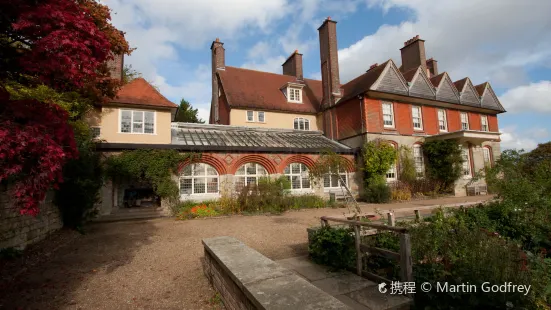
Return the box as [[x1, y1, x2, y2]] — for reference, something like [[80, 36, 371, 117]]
[[363, 176, 391, 203], [398, 146, 417, 184], [309, 226, 355, 270], [190, 204, 218, 218], [389, 181, 412, 201], [422, 139, 463, 191], [362, 139, 398, 181]]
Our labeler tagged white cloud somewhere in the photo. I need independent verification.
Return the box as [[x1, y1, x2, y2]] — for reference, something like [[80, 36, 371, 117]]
[[241, 56, 286, 73], [499, 81, 551, 113], [500, 126, 544, 151], [338, 0, 551, 87]]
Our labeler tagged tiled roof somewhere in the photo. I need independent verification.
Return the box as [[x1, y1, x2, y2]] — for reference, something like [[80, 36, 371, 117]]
[[429, 72, 446, 87], [171, 123, 352, 152], [401, 67, 418, 82], [453, 78, 468, 92], [340, 61, 388, 103], [218, 66, 322, 114], [108, 78, 177, 108], [474, 82, 488, 96]]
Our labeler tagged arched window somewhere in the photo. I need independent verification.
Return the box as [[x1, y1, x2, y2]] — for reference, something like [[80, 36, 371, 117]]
[[179, 163, 219, 195], [324, 167, 348, 189], [483, 146, 492, 167], [413, 144, 425, 178], [235, 163, 268, 190], [461, 145, 472, 178], [386, 144, 397, 182], [293, 118, 310, 131], [284, 163, 311, 190]]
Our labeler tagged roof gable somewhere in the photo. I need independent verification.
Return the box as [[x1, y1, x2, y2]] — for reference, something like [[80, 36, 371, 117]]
[[109, 78, 177, 108], [339, 61, 387, 102], [435, 73, 460, 103], [371, 60, 408, 95], [456, 78, 480, 106], [407, 67, 436, 99], [477, 83, 505, 111], [217, 66, 320, 114]]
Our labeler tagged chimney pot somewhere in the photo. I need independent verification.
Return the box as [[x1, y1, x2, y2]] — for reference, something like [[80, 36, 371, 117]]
[[282, 50, 303, 79], [327, 16, 331, 20], [369, 63, 378, 70], [400, 35, 426, 73]]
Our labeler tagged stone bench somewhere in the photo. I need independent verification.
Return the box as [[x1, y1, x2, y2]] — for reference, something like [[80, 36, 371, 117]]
[[202, 236, 351, 310]]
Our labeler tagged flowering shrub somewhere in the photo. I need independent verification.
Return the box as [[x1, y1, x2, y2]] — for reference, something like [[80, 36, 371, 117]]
[[190, 204, 218, 218], [0, 90, 78, 215]]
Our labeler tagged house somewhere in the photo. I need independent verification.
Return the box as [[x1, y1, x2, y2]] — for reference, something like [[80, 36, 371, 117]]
[[209, 17, 504, 196], [90, 55, 357, 216]]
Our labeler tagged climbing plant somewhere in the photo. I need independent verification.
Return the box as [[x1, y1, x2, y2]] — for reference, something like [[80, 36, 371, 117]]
[[361, 139, 397, 203], [422, 139, 463, 191], [104, 150, 198, 201], [398, 146, 416, 184]]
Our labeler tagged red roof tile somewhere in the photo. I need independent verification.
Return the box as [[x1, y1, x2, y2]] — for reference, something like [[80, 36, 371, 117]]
[[430, 72, 446, 87], [453, 78, 469, 92], [108, 78, 177, 108], [218, 66, 321, 114], [474, 82, 488, 96], [402, 67, 418, 82]]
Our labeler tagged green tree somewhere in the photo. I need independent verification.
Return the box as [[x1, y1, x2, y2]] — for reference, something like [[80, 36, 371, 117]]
[[174, 98, 205, 123], [122, 64, 142, 84], [423, 139, 463, 191]]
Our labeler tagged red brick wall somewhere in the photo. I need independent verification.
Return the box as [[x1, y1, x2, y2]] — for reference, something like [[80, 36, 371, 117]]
[[335, 98, 362, 139], [395, 102, 413, 135], [218, 91, 230, 125], [447, 110, 461, 132], [422, 106, 438, 135], [469, 113, 481, 130], [488, 115, 499, 132], [365, 98, 383, 132]]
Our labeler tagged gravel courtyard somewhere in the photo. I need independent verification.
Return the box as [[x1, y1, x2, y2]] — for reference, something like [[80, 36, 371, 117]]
[[0, 196, 491, 309]]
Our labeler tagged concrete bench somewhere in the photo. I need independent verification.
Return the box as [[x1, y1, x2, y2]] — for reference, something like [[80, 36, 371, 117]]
[[202, 236, 351, 310]]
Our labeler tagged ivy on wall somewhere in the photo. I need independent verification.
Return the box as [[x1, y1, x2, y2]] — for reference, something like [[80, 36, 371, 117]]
[[105, 150, 198, 201], [423, 139, 463, 191]]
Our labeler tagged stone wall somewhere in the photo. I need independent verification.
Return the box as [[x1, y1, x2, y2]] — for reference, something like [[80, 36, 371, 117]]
[[0, 188, 62, 250]]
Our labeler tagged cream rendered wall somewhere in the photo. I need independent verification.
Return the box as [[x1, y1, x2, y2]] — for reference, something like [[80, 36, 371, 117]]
[[90, 104, 172, 144], [230, 109, 319, 130]]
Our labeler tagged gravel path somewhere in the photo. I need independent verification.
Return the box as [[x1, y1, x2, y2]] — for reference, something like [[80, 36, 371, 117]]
[[0, 195, 491, 309]]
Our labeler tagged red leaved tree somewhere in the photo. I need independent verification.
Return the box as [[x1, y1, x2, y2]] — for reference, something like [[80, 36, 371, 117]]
[[0, 0, 131, 214], [0, 88, 78, 215]]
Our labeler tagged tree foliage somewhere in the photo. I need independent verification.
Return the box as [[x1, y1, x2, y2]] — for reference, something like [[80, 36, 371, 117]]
[[361, 139, 397, 181], [0, 89, 78, 215], [423, 139, 463, 191], [0, 0, 132, 98], [105, 150, 197, 201], [122, 64, 142, 85], [174, 98, 205, 123], [398, 145, 416, 184]]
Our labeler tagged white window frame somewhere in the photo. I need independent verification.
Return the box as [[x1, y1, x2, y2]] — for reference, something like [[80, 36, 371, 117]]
[[179, 163, 219, 196], [119, 109, 156, 134], [284, 163, 312, 191], [412, 106, 423, 130], [461, 112, 469, 130], [288, 87, 302, 103], [382, 102, 395, 128], [413, 144, 425, 178], [293, 118, 310, 131], [235, 163, 268, 191], [438, 109, 448, 132], [483, 146, 492, 167], [323, 167, 348, 190], [462, 146, 472, 178], [91, 126, 101, 139], [246, 110, 254, 122], [257, 111, 265, 123], [481, 115, 489, 132]]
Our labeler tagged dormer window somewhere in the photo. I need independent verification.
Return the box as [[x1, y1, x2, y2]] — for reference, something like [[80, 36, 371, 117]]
[[288, 87, 302, 103]]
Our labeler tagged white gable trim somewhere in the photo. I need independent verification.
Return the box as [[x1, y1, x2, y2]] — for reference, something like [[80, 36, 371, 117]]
[[409, 67, 436, 96], [370, 60, 409, 93]]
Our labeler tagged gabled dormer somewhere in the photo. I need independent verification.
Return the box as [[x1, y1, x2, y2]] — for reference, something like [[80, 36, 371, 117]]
[[281, 82, 305, 104], [403, 66, 436, 99], [431, 72, 460, 103], [370, 60, 408, 95], [475, 82, 505, 111], [454, 77, 480, 106]]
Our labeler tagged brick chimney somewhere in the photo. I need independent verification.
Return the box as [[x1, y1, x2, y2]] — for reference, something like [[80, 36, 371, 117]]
[[211, 38, 225, 123], [400, 35, 426, 73], [318, 17, 342, 110], [282, 50, 303, 79], [426, 58, 438, 77], [107, 53, 124, 81]]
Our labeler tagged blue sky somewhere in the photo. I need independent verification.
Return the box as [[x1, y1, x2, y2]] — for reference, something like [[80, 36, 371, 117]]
[[105, 0, 551, 150]]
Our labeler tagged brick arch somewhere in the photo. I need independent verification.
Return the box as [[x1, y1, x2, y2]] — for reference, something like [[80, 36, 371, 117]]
[[178, 154, 227, 175], [278, 155, 317, 173], [340, 156, 356, 173], [229, 154, 277, 174]]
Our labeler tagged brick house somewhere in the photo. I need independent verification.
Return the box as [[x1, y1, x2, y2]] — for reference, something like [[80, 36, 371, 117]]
[[209, 17, 505, 196]]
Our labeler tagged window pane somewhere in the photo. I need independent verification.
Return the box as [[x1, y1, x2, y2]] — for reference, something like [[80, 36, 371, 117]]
[[246, 177, 256, 186], [258, 112, 265, 122], [299, 119, 304, 130], [206, 166, 217, 176], [121, 110, 132, 133], [207, 177, 218, 193], [132, 111, 143, 133], [182, 165, 192, 176], [180, 178, 192, 194], [302, 177, 310, 189], [257, 165, 267, 175], [323, 175, 331, 187], [304, 120, 310, 130], [284, 165, 291, 174], [292, 176, 301, 189], [194, 164, 206, 176], [194, 178, 206, 194], [144, 112, 154, 134], [291, 163, 300, 174], [247, 111, 254, 121], [294, 119, 299, 130], [246, 163, 256, 175]]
